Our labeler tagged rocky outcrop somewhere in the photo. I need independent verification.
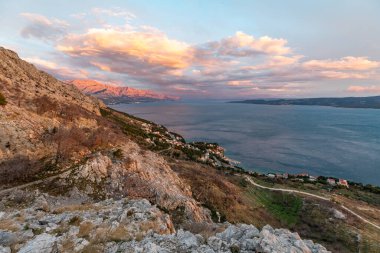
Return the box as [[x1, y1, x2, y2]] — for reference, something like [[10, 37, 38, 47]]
[[62, 147, 210, 222], [0, 197, 329, 253], [68, 79, 178, 104]]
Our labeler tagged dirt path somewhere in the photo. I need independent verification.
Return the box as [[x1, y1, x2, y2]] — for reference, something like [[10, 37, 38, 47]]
[[245, 176, 380, 231], [0, 169, 73, 195]]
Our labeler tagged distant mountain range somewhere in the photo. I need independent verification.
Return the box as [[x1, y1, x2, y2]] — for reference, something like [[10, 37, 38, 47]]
[[230, 96, 380, 109], [67, 80, 179, 104]]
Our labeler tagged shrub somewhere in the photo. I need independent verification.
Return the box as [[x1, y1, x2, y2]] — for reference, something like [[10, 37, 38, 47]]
[[0, 156, 39, 184], [68, 216, 82, 226], [33, 95, 58, 114], [78, 221, 94, 238], [113, 149, 124, 159], [0, 92, 6, 106]]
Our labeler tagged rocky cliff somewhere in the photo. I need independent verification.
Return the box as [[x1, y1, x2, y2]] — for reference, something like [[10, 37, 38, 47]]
[[68, 80, 178, 104]]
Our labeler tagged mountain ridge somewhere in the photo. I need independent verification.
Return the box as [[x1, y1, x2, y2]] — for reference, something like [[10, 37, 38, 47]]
[[68, 79, 179, 104]]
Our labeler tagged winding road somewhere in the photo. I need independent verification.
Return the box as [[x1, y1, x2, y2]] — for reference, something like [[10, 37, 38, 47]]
[[245, 176, 380, 231]]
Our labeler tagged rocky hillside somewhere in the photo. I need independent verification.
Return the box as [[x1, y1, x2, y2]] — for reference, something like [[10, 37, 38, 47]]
[[0, 191, 329, 253], [0, 47, 343, 252], [68, 80, 178, 104]]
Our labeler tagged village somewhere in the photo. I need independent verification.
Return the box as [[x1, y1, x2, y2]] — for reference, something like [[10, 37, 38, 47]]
[[139, 121, 232, 167], [259, 171, 350, 188]]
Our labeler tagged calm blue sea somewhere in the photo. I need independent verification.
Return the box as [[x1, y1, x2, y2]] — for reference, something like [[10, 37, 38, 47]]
[[111, 101, 380, 186]]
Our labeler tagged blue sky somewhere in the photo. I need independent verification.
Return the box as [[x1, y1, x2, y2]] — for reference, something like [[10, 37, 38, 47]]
[[1, 0, 380, 98]]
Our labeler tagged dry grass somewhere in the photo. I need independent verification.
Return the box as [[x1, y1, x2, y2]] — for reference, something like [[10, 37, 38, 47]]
[[182, 222, 226, 239], [0, 219, 20, 232], [60, 238, 75, 253], [168, 159, 271, 226], [78, 221, 94, 238], [82, 244, 104, 253], [108, 225, 132, 242]]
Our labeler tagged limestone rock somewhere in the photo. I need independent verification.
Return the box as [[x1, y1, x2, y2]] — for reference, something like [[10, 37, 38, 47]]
[[18, 233, 58, 253]]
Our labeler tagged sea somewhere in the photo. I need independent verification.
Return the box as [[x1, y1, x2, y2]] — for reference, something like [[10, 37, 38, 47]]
[[111, 100, 380, 186]]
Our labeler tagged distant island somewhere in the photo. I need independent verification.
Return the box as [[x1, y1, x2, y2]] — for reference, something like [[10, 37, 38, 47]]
[[230, 95, 380, 109]]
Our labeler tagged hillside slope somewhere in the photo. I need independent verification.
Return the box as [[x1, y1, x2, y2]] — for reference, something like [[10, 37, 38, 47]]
[[0, 47, 209, 223]]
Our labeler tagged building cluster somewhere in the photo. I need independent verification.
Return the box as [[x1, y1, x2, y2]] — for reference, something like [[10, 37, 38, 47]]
[[264, 172, 349, 188], [140, 121, 233, 167]]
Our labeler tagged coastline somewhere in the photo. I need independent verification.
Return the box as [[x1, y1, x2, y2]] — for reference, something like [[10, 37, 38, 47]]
[[108, 105, 380, 190]]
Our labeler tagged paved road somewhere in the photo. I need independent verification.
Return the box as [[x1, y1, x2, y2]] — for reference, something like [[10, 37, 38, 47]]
[[245, 176, 380, 231]]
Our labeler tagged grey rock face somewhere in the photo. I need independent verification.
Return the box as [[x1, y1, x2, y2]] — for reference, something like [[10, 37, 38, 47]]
[[18, 233, 58, 253], [0, 197, 330, 253], [0, 246, 11, 253]]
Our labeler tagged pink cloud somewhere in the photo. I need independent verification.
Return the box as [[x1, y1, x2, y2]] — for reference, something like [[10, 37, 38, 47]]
[[347, 85, 380, 93], [57, 27, 193, 70], [24, 57, 89, 79], [217, 32, 291, 56], [303, 57, 380, 71], [20, 13, 68, 41]]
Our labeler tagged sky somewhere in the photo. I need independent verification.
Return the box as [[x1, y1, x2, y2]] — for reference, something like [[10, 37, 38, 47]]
[[1, 0, 380, 99]]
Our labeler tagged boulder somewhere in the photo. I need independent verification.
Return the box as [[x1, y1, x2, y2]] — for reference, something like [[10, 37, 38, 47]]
[[18, 233, 58, 253]]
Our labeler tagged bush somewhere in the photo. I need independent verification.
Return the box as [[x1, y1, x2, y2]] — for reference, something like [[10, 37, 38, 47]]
[[113, 149, 124, 159], [33, 95, 58, 114], [0, 155, 39, 184], [0, 92, 6, 106]]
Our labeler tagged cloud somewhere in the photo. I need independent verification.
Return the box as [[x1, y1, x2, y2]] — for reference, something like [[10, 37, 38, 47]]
[[213, 32, 291, 57], [303, 57, 380, 71], [19, 11, 380, 98], [24, 56, 89, 80], [20, 13, 68, 41], [91, 7, 136, 20], [57, 27, 193, 71], [347, 85, 380, 93]]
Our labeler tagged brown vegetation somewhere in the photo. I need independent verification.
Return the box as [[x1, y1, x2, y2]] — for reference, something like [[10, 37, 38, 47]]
[[168, 159, 272, 226], [0, 156, 40, 184], [0, 91, 6, 105]]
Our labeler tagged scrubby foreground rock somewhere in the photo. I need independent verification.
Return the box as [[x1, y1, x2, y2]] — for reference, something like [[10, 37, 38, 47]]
[[0, 196, 329, 253]]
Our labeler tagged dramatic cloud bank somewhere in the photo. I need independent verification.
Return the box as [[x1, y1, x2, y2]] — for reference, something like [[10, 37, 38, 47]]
[[20, 10, 380, 98]]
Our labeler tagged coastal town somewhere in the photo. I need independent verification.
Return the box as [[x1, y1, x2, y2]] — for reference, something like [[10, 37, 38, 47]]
[[261, 172, 350, 188]]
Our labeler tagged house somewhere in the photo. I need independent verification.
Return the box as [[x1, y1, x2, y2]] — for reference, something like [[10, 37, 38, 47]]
[[297, 173, 309, 177], [267, 173, 276, 179], [276, 173, 289, 179], [308, 176, 317, 182], [338, 179, 349, 188], [327, 178, 336, 186]]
